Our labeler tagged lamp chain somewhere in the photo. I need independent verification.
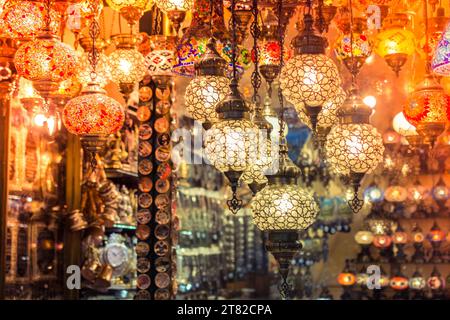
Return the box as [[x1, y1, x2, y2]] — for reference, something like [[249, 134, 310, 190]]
[[209, 0, 214, 37], [230, 0, 238, 86], [277, 0, 286, 147], [88, 0, 101, 83], [251, 0, 262, 108], [349, 0, 357, 88], [44, 0, 51, 30]]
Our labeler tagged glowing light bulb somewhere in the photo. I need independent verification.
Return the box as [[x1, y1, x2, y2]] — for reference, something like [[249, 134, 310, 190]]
[[34, 114, 47, 127], [119, 58, 132, 75], [363, 95, 377, 109]]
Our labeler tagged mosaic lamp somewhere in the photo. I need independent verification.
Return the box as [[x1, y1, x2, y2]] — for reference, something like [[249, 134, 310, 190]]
[[14, 28, 78, 99], [432, 12, 450, 76], [325, 90, 385, 213], [105, 0, 153, 26], [185, 38, 230, 127], [280, 13, 341, 133], [0, 0, 59, 39], [334, 17, 372, 76], [403, 74, 450, 147], [109, 34, 146, 101], [145, 35, 176, 87], [374, 13, 416, 76], [155, 0, 194, 35]]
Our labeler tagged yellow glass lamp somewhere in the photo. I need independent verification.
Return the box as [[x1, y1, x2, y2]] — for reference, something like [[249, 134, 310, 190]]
[[374, 13, 416, 76], [105, 0, 153, 26]]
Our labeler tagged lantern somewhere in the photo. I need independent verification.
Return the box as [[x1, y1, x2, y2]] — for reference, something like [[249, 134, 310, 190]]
[[432, 10, 450, 76], [155, 0, 193, 35], [432, 176, 449, 204], [384, 185, 408, 203], [403, 74, 450, 147], [407, 180, 429, 202], [422, 9, 448, 63], [390, 274, 409, 291], [363, 183, 384, 203], [392, 111, 419, 146], [325, 91, 384, 212], [62, 83, 125, 137], [145, 35, 176, 87], [354, 230, 374, 245], [373, 234, 392, 248], [337, 260, 356, 286], [280, 13, 341, 132], [77, 37, 111, 88], [105, 0, 153, 25], [427, 267, 445, 290], [334, 17, 372, 76], [109, 34, 146, 100], [185, 38, 230, 125], [409, 270, 426, 290], [429, 221, 445, 263], [0, 1, 60, 39], [14, 31, 78, 99], [374, 13, 416, 76]]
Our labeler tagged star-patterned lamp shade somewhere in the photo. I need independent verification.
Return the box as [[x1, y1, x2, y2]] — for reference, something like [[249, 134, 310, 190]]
[[185, 75, 230, 123], [280, 53, 341, 107], [251, 184, 319, 231], [325, 123, 385, 175], [63, 85, 125, 136], [296, 86, 346, 130], [204, 119, 258, 173], [155, 0, 194, 12], [109, 48, 146, 86], [0, 1, 60, 39]]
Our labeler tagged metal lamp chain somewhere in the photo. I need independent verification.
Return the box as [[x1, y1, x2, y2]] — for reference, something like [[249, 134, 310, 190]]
[[88, 0, 101, 82], [277, 0, 286, 145], [230, 0, 238, 84], [251, 0, 262, 107], [349, 0, 357, 87]]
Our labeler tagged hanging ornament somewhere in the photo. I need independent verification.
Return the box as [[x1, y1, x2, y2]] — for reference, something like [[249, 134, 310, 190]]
[[145, 35, 176, 87], [374, 13, 416, 76], [105, 0, 153, 26], [403, 74, 450, 147], [109, 34, 146, 102], [185, 38, 230, 128], [77, 36, 111, 88], [280, 12, 341, 133], [204, 0, 260, 214], [155, 0, 194, 36], [325, 91, 385, 213], [334, 17, 372, 76], [63, 0, 125, 166], [0, 0, 60, 39], [14, 1, 78, 100]]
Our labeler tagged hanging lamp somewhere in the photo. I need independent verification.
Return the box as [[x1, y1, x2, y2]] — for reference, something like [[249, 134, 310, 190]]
[[14, 0, 78, 101], [185, 2, 230, 129], [252, 0, 319, 300], [63, 0, 124, 165], [280, 6, 341, 134], [204, 0, 259, 214]]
